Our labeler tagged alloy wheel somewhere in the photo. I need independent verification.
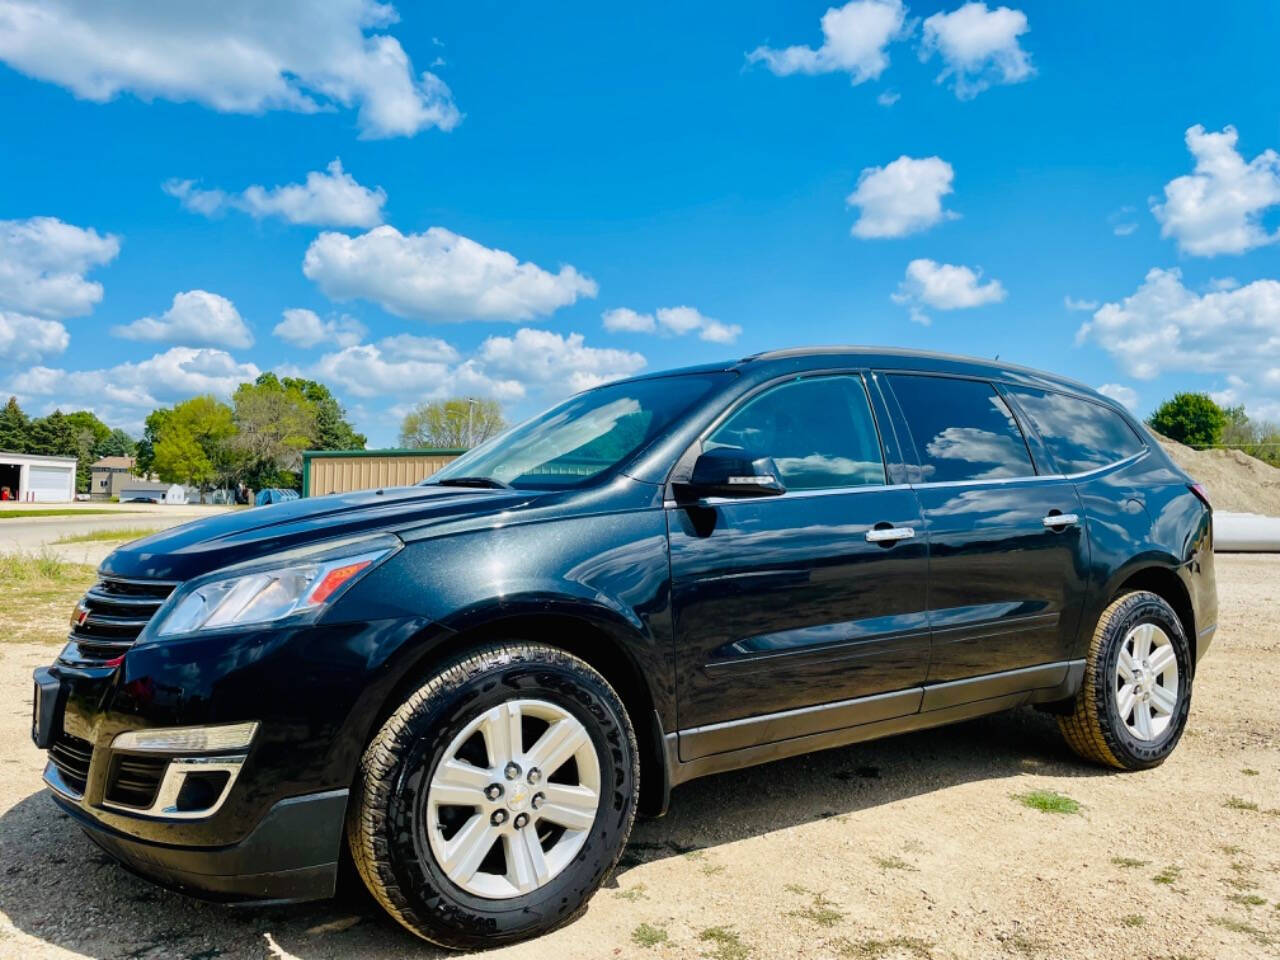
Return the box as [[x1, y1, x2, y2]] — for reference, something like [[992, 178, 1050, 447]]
[[1115, 622, 1179, 741], [425, 698, 601, 899]]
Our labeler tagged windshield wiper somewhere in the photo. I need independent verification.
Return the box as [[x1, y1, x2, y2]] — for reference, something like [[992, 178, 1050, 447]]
[[432, 476, 512, 489]]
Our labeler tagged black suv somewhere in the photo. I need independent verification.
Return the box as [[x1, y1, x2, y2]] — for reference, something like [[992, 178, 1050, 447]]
[[33, 347, 1216, 949]]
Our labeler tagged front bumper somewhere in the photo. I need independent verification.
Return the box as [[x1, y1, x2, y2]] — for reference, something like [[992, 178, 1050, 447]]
[[52, 787, 347, 903], [30, 613, 434, 902]]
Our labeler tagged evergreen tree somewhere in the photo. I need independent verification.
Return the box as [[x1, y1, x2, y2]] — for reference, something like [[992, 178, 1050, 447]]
[[0, 396, 30, 453]]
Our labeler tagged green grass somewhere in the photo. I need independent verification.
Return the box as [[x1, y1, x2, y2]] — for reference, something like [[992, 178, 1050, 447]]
[[1153, 865, 1182, 885], [1212, 916, 1274, 946], [0, 551, 96, 644], [53, 526, 164, 545], [1224, 796, 1259, 811], [1241, 768, 1259, 776], [833, 936, 933, 959], [789, 891, 845, 928], [873, 855, 918, 872], [1016, 789, 1080, 814], [631, 923, 668, 948], [1111, 856, 1150, 868], [1228, 894, 1266, 908], [614, 883, 648, 902], [1121, 915, 1145, 928], [698, 926, 750, 960], [0, 508, 139, 518]]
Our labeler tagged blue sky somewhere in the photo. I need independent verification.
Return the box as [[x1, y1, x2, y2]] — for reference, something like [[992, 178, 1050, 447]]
[[2, 0, 1279, 446]]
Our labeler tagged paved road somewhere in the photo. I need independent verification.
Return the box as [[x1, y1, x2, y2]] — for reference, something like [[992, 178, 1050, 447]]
[[0, 504, 237, 565]]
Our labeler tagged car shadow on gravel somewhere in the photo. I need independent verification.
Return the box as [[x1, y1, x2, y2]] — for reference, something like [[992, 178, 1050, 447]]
[[0, 707, 1109, 958]]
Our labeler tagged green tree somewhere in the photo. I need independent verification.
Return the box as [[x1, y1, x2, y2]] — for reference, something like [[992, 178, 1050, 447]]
[[399, 398, 505, 449], [282, 376, 365, 450], [152, 396, 236, 499], [27, 410, 78, 458], [100, 428, 136, 458], [231, 375, 317, 490], [1148, 393, 1227, 448], [65, 410, 112, 492], [135, 408, 172, 476], [0, 396, 30, 453]]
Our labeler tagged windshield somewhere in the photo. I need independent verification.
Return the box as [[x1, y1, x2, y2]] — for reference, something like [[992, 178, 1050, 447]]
[[428, 373, 731, 490]]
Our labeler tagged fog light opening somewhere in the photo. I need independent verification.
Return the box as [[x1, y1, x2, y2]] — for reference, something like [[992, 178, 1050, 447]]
[[174, 770, 231, 812]]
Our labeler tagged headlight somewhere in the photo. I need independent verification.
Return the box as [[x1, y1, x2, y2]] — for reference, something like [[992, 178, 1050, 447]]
[[152, 539, 397, 637]]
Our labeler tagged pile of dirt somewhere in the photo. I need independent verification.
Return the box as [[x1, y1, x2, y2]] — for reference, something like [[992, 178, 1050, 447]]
[[1153, 432, 1280, 514]]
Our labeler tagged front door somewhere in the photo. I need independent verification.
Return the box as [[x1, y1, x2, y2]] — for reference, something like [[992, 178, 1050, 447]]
[[882, 372, 1090, 685], [669, 373, 930, 760]]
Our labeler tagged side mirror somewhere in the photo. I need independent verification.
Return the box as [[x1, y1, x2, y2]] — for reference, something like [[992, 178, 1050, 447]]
[[683, 447, 786, 498]]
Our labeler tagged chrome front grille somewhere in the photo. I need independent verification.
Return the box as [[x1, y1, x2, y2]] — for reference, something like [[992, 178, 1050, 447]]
[[60, 577, 177, 666]]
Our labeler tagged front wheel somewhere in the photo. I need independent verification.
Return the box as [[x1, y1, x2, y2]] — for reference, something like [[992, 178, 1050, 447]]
[[347, 643, 639, 949], [1058, 590, 1193, 770]]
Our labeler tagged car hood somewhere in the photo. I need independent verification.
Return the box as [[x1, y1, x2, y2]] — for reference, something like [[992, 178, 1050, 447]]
[[99, 485, 535, 582]]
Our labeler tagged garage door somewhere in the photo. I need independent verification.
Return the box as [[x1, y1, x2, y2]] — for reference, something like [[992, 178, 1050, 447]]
[[28, 466, 72, 502]]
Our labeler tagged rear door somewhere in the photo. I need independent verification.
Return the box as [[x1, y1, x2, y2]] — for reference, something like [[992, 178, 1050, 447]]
[[669, 373, 930, 760], [881, 373, 1089, 686]]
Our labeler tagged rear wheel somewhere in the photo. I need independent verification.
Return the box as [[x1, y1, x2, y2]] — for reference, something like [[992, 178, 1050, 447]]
[[1058, 590, 1192, 770], [347, 643, 639, 949]]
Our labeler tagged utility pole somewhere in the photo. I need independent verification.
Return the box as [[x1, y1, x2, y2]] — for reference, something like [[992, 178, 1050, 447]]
[[466, 397, 478, 448]]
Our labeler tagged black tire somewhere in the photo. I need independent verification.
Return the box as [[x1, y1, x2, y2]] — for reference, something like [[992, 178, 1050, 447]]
[[1058, 590, 1193, 770], [346, 643, 639, 950]]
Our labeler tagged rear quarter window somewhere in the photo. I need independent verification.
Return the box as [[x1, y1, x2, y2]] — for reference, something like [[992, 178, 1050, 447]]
[[1003, 386, 1146, 474]]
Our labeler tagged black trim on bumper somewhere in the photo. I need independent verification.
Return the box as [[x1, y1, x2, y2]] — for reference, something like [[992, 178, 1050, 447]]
[[51, 788, 348, 904]]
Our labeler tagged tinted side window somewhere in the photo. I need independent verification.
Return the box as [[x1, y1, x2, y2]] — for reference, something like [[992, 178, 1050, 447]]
[[1004, 386, 1145, 473], [707, 376, 886, 490], [887, 374, 1035, 483]]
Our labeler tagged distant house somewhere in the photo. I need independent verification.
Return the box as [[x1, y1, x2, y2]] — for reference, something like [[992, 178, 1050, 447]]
[[90, 456, 157, 500]]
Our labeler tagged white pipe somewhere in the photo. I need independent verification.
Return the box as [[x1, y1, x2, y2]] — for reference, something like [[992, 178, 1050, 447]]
[[1215, 512, 1280, 552]]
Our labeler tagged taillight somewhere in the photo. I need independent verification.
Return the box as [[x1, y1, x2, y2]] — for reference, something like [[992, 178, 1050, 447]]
[[1189, 483, 1212, 510]]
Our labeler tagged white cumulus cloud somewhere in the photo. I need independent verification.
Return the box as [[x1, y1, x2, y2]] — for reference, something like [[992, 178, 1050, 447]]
[[310, 328, 640, 403], [1097, 383, 1138, 411], [602, 307, 656, 334], [603, 306, 741, 344], [7, 346, 261, 430], [1077, 267, 1280, 382], [478, 329, 647, 394], [0, 0, 460, 139], [273, 308, 367, 349], [747, 0, 910, 84], [303, 225, 598, 322], [0, 311, 70, 363], [920, 3, 1033, 99], [165, 159, 386, 228], [0, 216, 120, 319], [892, 258, 1006, 324], [113, 290, 253, 349], [847, 155, 957, 238], [1151, 125, 1280, 257]]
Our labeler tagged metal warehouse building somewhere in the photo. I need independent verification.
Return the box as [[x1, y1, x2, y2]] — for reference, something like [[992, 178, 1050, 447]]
[[0, 452, 78, 502], [301, 449, 465, 497]]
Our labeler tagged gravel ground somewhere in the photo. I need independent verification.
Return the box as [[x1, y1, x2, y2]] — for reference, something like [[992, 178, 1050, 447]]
[[0, 555, 1276, 960]]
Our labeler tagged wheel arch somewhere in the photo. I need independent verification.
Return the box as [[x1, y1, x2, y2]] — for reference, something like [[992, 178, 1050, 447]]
[[361, 608, 672, 818], [1111, 563, 1197, 663]]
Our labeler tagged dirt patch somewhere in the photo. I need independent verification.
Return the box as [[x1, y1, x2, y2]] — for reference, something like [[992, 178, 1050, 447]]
[[1155, 433, 1280, 515], [0, 556, 1277, 959]]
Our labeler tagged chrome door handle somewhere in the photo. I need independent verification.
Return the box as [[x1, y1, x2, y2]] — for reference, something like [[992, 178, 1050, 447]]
[[866, 526, 915, 543], [1043, 513, 1079, 528]]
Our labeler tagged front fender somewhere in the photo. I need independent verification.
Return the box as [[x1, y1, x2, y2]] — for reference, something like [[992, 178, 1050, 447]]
[[330, 507, 676, 755]]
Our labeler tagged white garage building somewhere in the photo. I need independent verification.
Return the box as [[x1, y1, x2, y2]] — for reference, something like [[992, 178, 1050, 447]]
[[0, 453, 78, 503]]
